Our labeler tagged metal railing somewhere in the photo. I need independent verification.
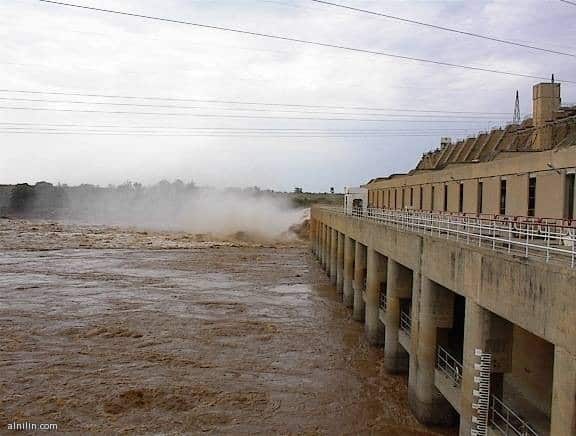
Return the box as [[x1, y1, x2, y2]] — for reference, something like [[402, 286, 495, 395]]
[[379, 292, 387, 311], [489, 395, 539, 436], [436, 346, 463, 386], [323, 206, 576, 268], [400, 310, 411, 335]]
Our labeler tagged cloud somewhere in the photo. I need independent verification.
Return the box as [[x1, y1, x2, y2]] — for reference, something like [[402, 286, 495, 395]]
[[1, 0, 574, 191]]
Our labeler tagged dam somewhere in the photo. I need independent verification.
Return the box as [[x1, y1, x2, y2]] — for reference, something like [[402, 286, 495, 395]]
[[311, 81, 576, 436]]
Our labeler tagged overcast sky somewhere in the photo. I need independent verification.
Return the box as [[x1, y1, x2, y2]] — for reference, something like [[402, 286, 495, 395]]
[[1, 0, 575, 191]]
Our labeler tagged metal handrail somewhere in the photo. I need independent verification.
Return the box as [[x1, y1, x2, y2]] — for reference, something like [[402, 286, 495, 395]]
[[436, 346, 463, 386], [379, 292, 387, 311], [320, 206, 576, 268], [400, 310, 411, 335], [489, 395, 539, 436]]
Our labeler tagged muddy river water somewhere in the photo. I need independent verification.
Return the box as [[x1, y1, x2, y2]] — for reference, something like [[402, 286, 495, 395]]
[[0, 219, 451, 435]]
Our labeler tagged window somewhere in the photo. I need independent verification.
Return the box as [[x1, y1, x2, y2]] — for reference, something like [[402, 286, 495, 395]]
[[528, 177, 536, 217], [458, 183, 464, 213], [431, 186, 435, 210], [401, 189, 405, 209], [443, 184, 448, 212], [394, 190, 397, 209], [419, 186, 423, 210], [388, 190, 391, 208], [477, 182, 483, 214], [410, 187, 414, 207], [566, 173, 575, 220], [500, 179, 507, 215]]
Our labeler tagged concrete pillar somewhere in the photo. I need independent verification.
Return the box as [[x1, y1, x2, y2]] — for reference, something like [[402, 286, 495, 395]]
[[460, 302, 513, 436], [318, 221, 322, 260], [409, 277, 454, 426], [343, 236, 355, 308], [408, 269, 421, 400], [460, 301, 490, 436], [314, 220, 320, 258], [384, 259, 411, 373], [365, 248, 387, 345], [323, 225, 329, 271], [318, 223, 326, 268], [336, 232, 345, 293], [320, 223, 324, 259], [330, 229, 338, 284], [352, 241, 367, 322], [310, 219, 316, 256], [550, 346, 576, 435], [322, 225, 329, 271], [318, 223, 324, 258]]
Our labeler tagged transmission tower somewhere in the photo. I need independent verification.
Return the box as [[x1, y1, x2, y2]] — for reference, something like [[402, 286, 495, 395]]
[[513, 90, 521, 124]]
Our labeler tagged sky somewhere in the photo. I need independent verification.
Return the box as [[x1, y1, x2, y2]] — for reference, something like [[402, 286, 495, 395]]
[[1, 0, 575, 192]]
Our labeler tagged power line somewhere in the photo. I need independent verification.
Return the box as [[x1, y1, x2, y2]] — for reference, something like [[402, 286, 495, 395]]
[[0, 106, 507, 123], [0, 89, 511, 115], [310, 0, 576, 58], [0, 127, 474, 137], [0, 122, 474, 133], [559, 0, 576, 6], [0, 127, 462, 135], [35, 0, 576, 84], [0, 97, 506, 119], [0, 129, 456, 138]]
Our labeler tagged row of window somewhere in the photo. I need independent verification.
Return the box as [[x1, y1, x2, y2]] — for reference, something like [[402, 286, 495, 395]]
[[368, 173, 576, 220]]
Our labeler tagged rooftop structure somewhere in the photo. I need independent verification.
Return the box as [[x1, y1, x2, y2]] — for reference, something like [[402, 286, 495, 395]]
[[364, 82, 576, 222], [414, 82, 575, 171]]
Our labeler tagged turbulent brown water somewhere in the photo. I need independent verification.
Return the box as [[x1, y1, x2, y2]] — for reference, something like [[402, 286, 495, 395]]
[[0, 219, 451, 434]]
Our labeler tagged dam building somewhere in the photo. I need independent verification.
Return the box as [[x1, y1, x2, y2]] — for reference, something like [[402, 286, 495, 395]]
[[310, 81, 576, 436]]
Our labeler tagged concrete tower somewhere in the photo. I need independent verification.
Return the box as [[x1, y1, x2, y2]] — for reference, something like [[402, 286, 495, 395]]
[[533, 81, 561, 150]]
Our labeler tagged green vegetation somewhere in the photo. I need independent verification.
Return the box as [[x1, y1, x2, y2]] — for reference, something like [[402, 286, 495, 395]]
[[9, 184, 36, 213], [289, 192, 343, 209], [0, 179, 342, 219], [7, 182, 67, 217]]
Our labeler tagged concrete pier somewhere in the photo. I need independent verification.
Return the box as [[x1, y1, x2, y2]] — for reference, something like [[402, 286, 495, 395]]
[[365, 248, 387, 345], [336, 232, 345, 293], [460, 301, 512, 434], [320, 224, 327, 269], [315, 220, 320, 259], [551, 347, 576, 435], [326, 225, 331, 274], [409, 278, 454, 425], [407, 268, 421, 409], [312, 204, 576, 435], [384, 259, 411, 373], [352, 241, 367, 322], [330, 229, 338, 284], [343, 236, 355, 308], [460, 300, 490, 435]]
